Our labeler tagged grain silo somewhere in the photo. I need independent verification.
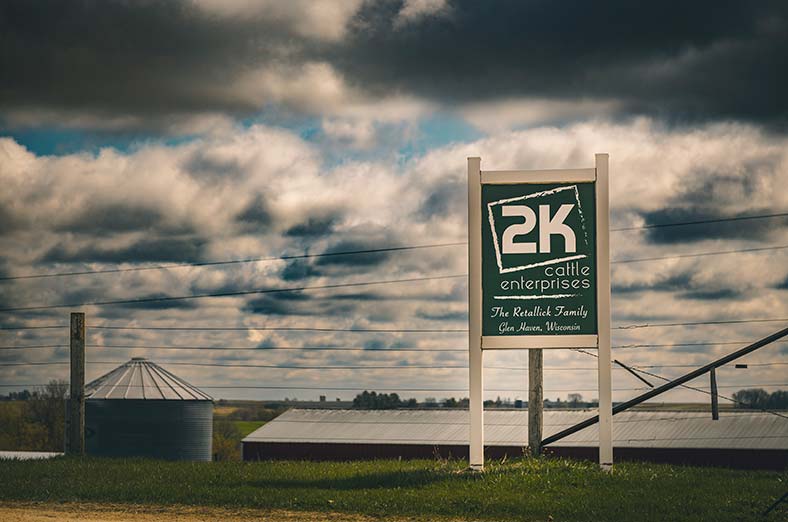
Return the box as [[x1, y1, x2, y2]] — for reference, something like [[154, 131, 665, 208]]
[[85, 357, 213, 461]]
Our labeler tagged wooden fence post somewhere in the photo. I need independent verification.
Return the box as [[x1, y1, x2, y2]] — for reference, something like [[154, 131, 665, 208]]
[[528, 349, 543, 456], [67, 312, 85, 455]]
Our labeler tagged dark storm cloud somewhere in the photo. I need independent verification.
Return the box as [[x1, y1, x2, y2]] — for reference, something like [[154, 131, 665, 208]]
[[612, 273, 693, 294], [54, 203, 164, 235], [614, 272, 745, 300], [280, 259, 322, 281], [680, 288, 743, 301], [235, 196, 273, 230], [41, 237, 206, 263], [315, 239, 394, 267], [418, 180, 465, 220], [115, 294, 198, 310], [1, 1, 786, 131], [284, 215, 339, 237], [243, 292, 356, 317], [415, 309, 468, 322], [0, 204, 26, 236], [0, 0, 287, 128], [642, 207, 788, 244], [343, 0, 788, 127], [641, 169, 787, 244]]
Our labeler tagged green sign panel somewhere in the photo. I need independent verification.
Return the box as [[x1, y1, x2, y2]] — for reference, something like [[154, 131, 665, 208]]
[[481, 182, 597, 336]]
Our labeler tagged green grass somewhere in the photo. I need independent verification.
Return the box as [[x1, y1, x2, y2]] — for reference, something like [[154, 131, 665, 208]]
[[0, 457, 785, 521], [233, 421, 265, 438]]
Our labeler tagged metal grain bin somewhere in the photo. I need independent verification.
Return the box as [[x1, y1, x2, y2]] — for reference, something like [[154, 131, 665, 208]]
[[85, 357, 213, 461]]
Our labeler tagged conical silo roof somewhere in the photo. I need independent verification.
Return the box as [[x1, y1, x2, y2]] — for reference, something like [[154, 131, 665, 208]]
[[85, 357, 212, 400]]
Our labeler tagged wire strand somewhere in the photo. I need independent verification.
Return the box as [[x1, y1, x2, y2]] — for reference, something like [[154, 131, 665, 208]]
[[0, 273, 466, 313], [3, 211, 786, 282], [614, 318, 788, 330], [0, 242, 467, 282], [611, 244, 788, 264], [610, 211, 788, 232]]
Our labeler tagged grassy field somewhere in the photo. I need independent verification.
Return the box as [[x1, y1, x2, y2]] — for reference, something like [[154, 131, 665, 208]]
[[233, 420, 265, 437], [1, 457, 785, 521]]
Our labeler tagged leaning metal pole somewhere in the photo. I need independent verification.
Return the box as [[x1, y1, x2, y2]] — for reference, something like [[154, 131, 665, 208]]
[[541, 326, 788, 447]]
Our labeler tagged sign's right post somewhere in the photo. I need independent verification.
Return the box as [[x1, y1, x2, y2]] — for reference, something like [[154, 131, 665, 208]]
[[595, 153, 613, 470]]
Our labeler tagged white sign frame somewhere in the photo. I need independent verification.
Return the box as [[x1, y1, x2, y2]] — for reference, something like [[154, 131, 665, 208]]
[[467, 154, 613, 471]]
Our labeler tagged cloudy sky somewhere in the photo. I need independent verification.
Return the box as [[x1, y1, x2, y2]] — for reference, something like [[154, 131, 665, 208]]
[[1, 0, 787, 403]]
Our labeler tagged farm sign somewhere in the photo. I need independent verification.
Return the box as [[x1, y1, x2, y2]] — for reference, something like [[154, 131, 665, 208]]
[[467, 154, 613, 471], [481, 181, 597, 337]]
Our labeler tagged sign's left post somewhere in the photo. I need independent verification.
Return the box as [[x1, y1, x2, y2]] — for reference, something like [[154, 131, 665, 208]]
[[468, 157, 484, 471]]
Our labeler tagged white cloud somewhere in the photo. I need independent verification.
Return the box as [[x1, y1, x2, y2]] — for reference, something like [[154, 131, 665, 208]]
[[321, 118, 377, 149], [2, 118, 787, 401]]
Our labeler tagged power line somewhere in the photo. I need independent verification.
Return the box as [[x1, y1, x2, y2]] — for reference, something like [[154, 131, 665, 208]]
[[1, 242, 786, 312], [639, 362, 788, 369], [0, 345, 64, 350], [5, 330, 788, 350], [0, 242, 467, 282], [613, 340, 782, 349], [0, 273, 466, 313], [0, 325, 66, 330], [88, 325, 468, 333], [610, 211, 788, 232], [1, 360, 787, 389], [3, 342, 787, 367], [88, 345, 466, 353], [3, 339, 786, 353], [0, 360, 582, 372], [0, 382, 636, 393], [613, 340, 788, 351], [0, 344, 469, 352], [614, 318, 788, 330], [3, 211, 786, 282], [2, 343, 785, 370], [9, 317, 788, 334], [611, 244, 788, 264], [0, 377, 783, 393]]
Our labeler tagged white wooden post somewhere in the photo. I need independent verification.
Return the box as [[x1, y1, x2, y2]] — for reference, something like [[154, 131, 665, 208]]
[[468, 157, 484, 470], [595, 153, 613, 470]]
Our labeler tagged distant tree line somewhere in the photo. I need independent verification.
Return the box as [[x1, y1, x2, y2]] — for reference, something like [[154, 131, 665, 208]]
[[732, 388, 788, 409], [349, 392, 606, 409], [352, 391, 418, 409], [0, 380, 68, 451]]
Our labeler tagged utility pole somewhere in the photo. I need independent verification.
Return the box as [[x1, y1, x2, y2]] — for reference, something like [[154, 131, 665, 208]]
[[66, 312, 85, 455], [528, 349, 543, 456]]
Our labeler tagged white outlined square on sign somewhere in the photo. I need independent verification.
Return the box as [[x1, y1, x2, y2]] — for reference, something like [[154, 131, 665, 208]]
[[486, 184, 591, 274]]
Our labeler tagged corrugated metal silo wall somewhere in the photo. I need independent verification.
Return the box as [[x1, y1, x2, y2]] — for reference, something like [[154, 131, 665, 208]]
[[86, 400, 213, 461]]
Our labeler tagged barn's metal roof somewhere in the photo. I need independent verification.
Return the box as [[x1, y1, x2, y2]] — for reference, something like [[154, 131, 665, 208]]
[[243, 409, 788, 450], [85, 358, 212, 401]]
